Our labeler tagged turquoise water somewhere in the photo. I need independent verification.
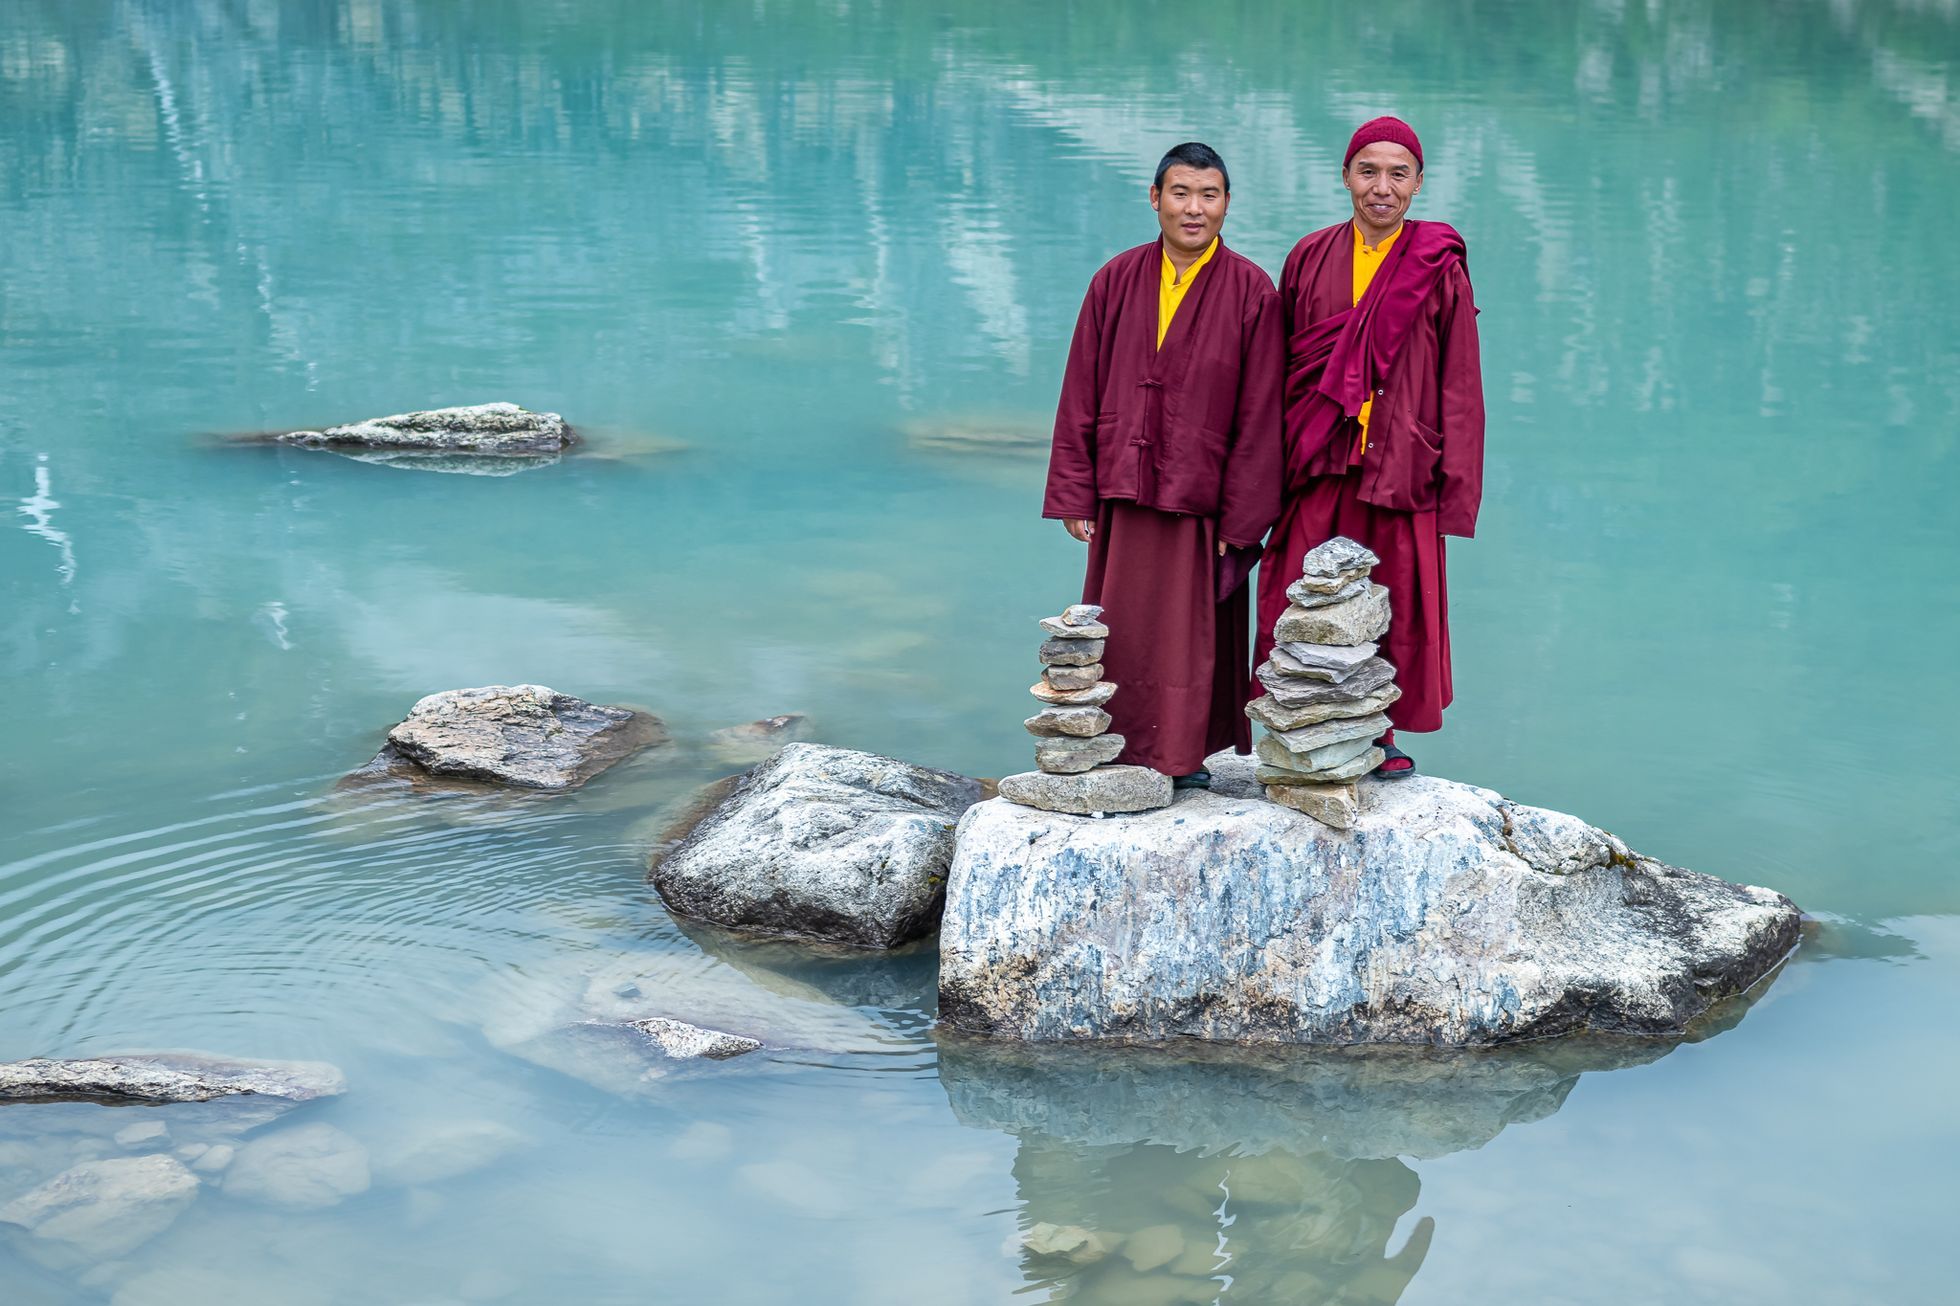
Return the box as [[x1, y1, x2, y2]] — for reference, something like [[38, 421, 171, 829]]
[[3, 1, 1957, 1301]]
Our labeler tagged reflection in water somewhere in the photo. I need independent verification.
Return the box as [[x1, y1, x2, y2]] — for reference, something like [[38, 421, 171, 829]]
[[939, 1032, 1714, 1302]]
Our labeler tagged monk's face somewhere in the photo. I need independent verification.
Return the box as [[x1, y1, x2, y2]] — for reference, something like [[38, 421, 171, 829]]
[[1151, 165, 1230, 257], [1343, 142, 1422, 240]]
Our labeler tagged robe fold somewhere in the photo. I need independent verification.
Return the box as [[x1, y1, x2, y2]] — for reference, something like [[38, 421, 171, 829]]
[[1258, 220, 1484, 735], [1044, 237, 1284, 773]]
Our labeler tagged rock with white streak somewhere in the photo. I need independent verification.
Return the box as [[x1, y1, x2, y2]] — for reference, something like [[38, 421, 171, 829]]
[[939, 778, 1800, 1044], [1059, 604, 1105, 627], [1246, 687, 1401, 733], [1255, 731, 1378, 776], [1038, 616, 1111, 640], [1273, 585, 1392, 647], [1285, 575, 1371, 608], [1264, 712, 1391, 759], [0, 1155, 199, 1263], [1256, 748, 1385, 786], [1034, 733, 1126, 774], [1023, 706, 1113, 738], [648, 743, 983, 948], [1257, 657, 1396, 708], [1270, 640, 1379, 680], [1028, 679, 1117, 708]]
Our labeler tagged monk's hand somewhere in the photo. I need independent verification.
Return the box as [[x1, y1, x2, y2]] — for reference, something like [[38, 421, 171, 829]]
[[1063, 518, 1094, 544], [1217, 540, 1229, 557]]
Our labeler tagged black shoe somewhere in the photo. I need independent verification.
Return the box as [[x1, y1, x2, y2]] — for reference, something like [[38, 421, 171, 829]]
[[1173, 769, 1212, 790]]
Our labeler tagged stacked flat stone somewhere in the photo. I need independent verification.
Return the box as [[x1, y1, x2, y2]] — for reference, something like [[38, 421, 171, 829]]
[[1244, 537, 1402, 830], [996, 604, 1173, 816]]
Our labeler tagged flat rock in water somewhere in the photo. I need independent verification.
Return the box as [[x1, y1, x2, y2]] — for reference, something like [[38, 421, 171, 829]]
[[1246, 687, 1400, 733], [274, 402, 571, 454], [1264, 781, 1360, 829], [1029, 679, 1117, 708], [1257, 657, 1396, 708], [1034, 733, 1126, 775], [648, 743, 983, 948], [1269, 640, 1379, 681], [706, 713, 812, 767], [1284, 575, 1370, 608], [1039, 637, 1106, 667], [997, 766, 1172, 816], [1037, 615, 1111, 640], [1298, 536, 1380, 581], [1273, 585, 1392, 647], [1256, 748, 1385, 785], [941, 778, 1801, 1044], [1024, 706, 1113, 738], [902, 417, 1048, 458], [1264, 711, 1391, 758], [222, 1122, 370, 1210], [1042, 663, 1105, 691], [0, 1155, 199, 1263], [346, 684, 666, 792], [0, 1052, 346, 1106]]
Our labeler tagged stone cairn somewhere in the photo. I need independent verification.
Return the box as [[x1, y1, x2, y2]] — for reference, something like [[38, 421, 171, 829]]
[[996, 604, 1174, 816], [1245, 537, 1402, 829]]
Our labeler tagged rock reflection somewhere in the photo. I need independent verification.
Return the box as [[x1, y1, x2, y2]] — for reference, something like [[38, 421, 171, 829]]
[[939, 1034, 1689, 1302]]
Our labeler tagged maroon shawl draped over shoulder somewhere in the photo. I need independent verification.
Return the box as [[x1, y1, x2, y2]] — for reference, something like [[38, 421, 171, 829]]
[[1282, 220, 1468, 483]]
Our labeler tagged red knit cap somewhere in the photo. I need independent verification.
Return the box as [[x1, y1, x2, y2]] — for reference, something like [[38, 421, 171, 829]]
[[1344, 116, 1423, 171]]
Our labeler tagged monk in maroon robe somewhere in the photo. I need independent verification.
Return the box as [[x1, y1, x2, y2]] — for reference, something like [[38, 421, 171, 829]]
[[1260, 117, 1485, 776], [1044, 142, 1284, 785]]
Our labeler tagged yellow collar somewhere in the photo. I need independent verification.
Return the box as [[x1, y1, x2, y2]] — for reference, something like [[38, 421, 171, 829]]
[[1162, 236, 1220, 286]]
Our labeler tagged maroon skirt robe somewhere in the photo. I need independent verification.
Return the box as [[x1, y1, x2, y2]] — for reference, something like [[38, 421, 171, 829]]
[[1042, 236, 1284, 773], [1086, 502, 1251, 774], [1260, 220, 1484, 736]]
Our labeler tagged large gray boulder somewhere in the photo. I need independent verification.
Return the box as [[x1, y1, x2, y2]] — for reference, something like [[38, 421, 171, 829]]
[[275, 402, 571, 454], [939, 768, 1800, 1045], [342, 685, 666, 793], [649, 743, 983, 948], [0, 1052, 345, 1106]]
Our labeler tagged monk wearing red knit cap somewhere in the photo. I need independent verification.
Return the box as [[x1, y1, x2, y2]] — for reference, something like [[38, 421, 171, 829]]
[[1258, 116, 1485, 777]]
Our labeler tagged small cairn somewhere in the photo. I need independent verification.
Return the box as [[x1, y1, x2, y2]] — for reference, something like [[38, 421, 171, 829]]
[[996, 604, 1174, 816], [1245, 537, 1402, 829]]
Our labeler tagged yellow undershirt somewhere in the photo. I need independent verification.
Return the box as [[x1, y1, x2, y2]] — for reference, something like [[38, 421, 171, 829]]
[[1158, 236, 1220, 349], [1352, 222, 1402, 451]]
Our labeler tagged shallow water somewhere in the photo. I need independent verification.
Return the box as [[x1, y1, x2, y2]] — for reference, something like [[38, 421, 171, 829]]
[[3, 1, 1957, 1301]]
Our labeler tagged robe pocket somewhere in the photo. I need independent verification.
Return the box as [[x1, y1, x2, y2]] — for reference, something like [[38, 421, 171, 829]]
[[1092, 412, 1118, 452]]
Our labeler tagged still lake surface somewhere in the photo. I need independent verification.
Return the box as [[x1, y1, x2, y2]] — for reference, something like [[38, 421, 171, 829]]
[[3, 1, 1957, 1301]]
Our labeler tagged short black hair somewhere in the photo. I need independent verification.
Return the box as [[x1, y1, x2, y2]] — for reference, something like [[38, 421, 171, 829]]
[[1154, 142, 1229, 193]]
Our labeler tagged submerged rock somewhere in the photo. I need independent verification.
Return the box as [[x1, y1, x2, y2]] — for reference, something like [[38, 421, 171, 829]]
[[902, 416, 1048, 458], [0, 1052, 345, 1107], [648, 743, 983, 948], [343, 685, 666, 793], [275, 402, 571, 454], [0, 1154, 199, 1262], [222, 1122, 370, 1210], [706, 713, 813, 767], [939, 773, 1800, 1045]]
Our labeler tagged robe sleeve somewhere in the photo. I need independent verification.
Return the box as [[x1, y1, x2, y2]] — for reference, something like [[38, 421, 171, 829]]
[[1041, 271, 1105, 521], [1217, 284, 1285, 549], [1436, 263, 1485, 539]]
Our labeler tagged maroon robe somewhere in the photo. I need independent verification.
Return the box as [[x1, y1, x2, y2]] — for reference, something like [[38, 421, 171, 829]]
[[1045, 237, 1284, 773], [1258, 220, 1484, 734]]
